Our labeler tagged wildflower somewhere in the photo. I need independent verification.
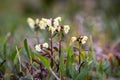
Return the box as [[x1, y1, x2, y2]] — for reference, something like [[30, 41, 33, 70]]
[[54, 17, 61, 27], [55, 17, 61, 22], [39, 20, 47, 29], [49, 26, 56, 34], [27, 18, 39, 29], [43, 42, 49, 48], [64, 25, 70, 34], [71, 37, 77, 43], [47, 19, 52, 27], [41, 18, 48, 22], [35, 44, 41, 52], [81, 36, 88, 44], [35, 42, 49, 52], [54, 20, 59, 28], [35, 18, 39, 24], [27, 18, 35, 29]]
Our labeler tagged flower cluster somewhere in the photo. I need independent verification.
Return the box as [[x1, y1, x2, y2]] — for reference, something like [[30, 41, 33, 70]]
[[71, 36, 88, 44], [27, 17, 70, 34], [35, 42, 48, 52]]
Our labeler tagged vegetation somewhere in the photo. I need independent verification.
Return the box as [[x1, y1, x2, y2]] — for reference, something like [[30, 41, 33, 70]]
[[0, 0, 120, 80]]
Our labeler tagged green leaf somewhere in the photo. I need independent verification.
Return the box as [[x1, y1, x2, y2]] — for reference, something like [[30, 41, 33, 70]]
[[75, 66, 88, 80], [3, 43, 7, 59], [66, 46, 76, 79], [11, 48, 21, 63], [36, 53, 50, 69], [66, 46, 74, 57], [59, 51, 64, 75], [24, 39, 32, 63]]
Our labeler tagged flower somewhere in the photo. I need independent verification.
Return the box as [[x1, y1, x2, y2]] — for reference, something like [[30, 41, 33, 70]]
[[27, 18, 39, 29], [54, 17, 61, 28], [35, 42, 48, 52], [35, 18, 39, 24], [27, 18, 35, 29], [55, 17, 61, 22], [39, 19, 47, 29], [49, 26, 56, 34], [47, 19, 52, 27], [54, 20, 59, 28], [81, 36, 88, 44], [43, 42, 49, 48], [71, 37, 77, 43], [64, 25, 70, 34], [35, 44, 41, 52]]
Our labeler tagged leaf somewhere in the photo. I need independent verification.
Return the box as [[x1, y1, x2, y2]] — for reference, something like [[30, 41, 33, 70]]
[[66, 46, 76, 79], [36, 53, 50, 69], [11, 48, 21, 63], [3, 43, 7, 58], [75, 66, 88, 80], [24, 39, 32, 63], [66, 46, 74, 57], [59, 51, 64, 75]]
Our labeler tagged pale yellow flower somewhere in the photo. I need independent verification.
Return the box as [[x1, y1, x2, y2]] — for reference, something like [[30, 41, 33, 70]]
[[64, 25, 70, 34], [35, 44, 41, 52], [27, 18, 35, 29], [39, 20, 47, 29], [49, 26, 56, 34], [43, 42, 49, 48], [55, 17, 61, 22], [53, 20, 59, 28], [54, 17, 61, 27], [81, 36, 88, 44], [71, 37, 77, 43], [27, 18, 40, 29], [47, 19, 52, 27], [41, 18, 48, 22], [35, 18, 39, 24]]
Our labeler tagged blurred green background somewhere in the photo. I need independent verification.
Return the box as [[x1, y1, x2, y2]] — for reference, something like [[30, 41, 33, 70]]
[[0, 0, 120, 51]]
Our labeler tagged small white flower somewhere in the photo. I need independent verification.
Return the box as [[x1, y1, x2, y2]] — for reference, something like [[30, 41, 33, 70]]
[[64, 25, 70, 34], [27, 18, 40, 29], [41, 18, 48, 22], [39, 20, 47, 29], [27, 18, 35, 29], [81, 36, 88, 44], [55, 17, 61, 22], [35, 44, 41, 52], [49, 26, 56, 34], [35, 18, 39, 24], [47, 19, 52, 27], [53, 20, 59, 28], [54, 17, 61, 27], [43, 42, 48, 48]]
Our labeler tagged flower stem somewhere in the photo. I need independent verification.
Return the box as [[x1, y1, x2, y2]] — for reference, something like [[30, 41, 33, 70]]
[[59, 41, 61, 58], [78, 43, 81, 72], [50, 31, 53, 67]]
